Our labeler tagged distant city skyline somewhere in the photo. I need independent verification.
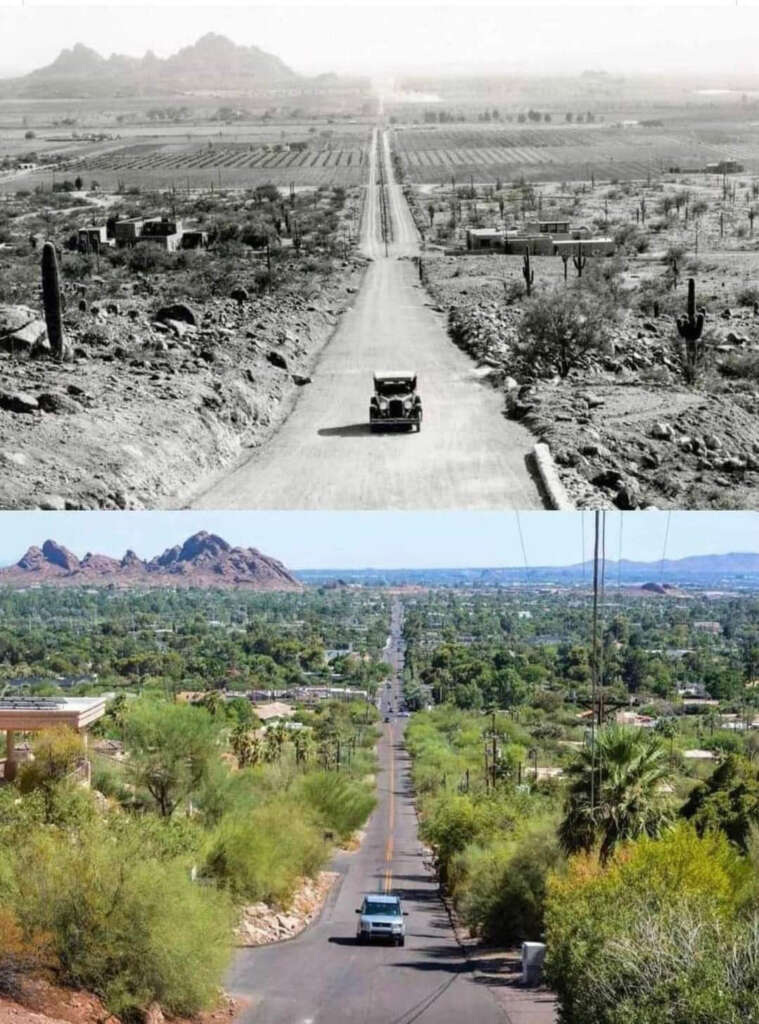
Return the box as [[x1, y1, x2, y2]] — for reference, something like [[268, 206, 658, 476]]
[[2, 3, 759, 78], [0, 511, 756, 570]]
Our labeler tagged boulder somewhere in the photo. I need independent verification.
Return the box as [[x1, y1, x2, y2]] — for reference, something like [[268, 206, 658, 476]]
[[651, 421, 674, 440], [155, 302, 196, 326], [292, 374, 311, 386], [0, 391, 38, 414], [0, 304, 47, 355], [37, 392, 81, 414], [164, 318, 189, 338], [267, 351, 288, 370], [615, 479, 642, 510], [592, 468, 624, 490]]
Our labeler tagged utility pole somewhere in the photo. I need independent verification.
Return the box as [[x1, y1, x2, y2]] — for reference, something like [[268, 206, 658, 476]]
[[590, 510, 601, 813]]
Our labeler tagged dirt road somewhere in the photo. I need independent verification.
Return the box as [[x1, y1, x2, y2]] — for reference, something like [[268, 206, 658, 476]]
[[186, 128, 542, 509]]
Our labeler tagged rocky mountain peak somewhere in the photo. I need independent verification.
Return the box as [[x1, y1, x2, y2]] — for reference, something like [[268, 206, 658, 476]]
[[1, 533, 301, 591], [41, 539, 80, 572]]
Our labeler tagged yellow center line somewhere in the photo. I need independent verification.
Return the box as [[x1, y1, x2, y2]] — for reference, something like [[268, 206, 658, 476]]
[[385, 721, 395, 893]]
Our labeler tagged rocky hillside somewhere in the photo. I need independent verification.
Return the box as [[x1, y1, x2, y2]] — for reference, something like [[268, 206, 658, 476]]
[[0, 33, 299, 98], [0, 531, 302, 590]]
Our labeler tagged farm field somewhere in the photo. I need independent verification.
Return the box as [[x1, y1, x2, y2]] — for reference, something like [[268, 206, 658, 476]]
[[0, 120, 373, 191], [392, 120, 759, 184]]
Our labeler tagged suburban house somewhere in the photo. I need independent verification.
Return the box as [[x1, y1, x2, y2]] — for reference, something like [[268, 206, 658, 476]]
[[465, 217, 614, 257], [255, 701, 296, 724], [0, 696, 106, 783], [77, 225, 111, 252]]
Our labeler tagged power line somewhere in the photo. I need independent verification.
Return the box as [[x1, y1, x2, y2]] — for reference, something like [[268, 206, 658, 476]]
[[659, 510, 673, 583], [617, 511, 624, 592], [514, 510, 530, 577]]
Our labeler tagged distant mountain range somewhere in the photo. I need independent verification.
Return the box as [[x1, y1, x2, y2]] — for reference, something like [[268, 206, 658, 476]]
[[296, 552, 759, 589], [1, 542, 757, 591], [0, 532, 301, 590], [0, 33, 307, 98]]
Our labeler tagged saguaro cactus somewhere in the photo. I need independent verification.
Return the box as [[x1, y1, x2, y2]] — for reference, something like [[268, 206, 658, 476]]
[[41, 240, 65, 360], [522, 251, 534, 296], [573, 247, 587, 278], [561, 253, 570, 282], [676, 277, 706, 384]]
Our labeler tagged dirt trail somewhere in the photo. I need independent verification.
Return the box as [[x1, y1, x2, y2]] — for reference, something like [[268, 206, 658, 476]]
[[185, 129, 542, 509]]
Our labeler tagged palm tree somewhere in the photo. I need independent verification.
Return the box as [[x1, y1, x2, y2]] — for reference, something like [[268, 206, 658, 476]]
[[559, 724, 671, 862], [230, 722, 258, 768]]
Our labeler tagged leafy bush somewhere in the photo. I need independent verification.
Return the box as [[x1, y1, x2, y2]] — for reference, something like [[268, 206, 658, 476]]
[[10, 821, 233, 1018], [516, 287, 611, 378], [735, 284, 759, 307], [296, 770, 376, 841], [545, 825, 751, 1024], [451, 818, 563, 943], [203, 802, 326, 904], [720, 351, 759, 381]]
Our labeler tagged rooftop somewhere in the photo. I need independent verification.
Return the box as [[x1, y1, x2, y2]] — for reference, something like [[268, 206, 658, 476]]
[[0, 696, 106, 731]]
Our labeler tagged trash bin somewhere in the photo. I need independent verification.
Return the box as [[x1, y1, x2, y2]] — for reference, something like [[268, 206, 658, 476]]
[[521, 942, 546, 986]]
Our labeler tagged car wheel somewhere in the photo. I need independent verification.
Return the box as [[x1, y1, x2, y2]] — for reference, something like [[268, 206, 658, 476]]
[[398, 937, 405, 947]]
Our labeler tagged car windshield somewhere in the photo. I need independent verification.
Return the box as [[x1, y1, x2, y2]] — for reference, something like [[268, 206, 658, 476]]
[[375, 379, 414, 397], [363, 899, 400, 916]]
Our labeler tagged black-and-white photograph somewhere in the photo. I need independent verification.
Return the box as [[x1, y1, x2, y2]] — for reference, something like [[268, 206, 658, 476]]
[[2, 3, 759, 510]]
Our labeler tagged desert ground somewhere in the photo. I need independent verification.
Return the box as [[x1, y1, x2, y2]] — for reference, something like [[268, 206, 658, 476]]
[[2, 90, 759, 508]]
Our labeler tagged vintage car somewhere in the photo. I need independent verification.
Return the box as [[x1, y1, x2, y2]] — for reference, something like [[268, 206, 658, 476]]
[[369, 372, 422, 432]]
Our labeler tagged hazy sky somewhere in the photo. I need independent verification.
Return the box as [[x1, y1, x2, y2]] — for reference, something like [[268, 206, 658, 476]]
[[0, 511, 755, 569], [2, 2, 759, 77]]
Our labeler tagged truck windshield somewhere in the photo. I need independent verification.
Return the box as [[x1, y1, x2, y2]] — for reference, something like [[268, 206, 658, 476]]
[[375, 380, 414, 397], [364, 900, 401, 916]]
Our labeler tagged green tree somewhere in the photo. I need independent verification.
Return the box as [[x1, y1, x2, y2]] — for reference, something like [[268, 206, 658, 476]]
[[559, 724, 671, 861], [122, 700, 219, 817], [681, 754, 759, 851]]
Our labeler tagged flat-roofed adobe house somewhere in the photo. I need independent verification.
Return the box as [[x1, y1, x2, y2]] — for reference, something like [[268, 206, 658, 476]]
[[0, 696, 106, 783], [255, 701, 295, 724]]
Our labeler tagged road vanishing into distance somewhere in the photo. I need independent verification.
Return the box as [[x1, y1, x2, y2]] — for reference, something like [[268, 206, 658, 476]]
[[189, 126, 542, 509], [228, 600, 506, 1024]]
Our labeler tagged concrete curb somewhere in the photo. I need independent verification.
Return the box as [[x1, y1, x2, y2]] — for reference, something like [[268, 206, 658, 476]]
[[531, 443, 574, 511]]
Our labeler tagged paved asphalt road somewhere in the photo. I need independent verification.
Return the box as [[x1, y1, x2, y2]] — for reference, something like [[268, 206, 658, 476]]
[[188, 127, 542, 509], [227, 600, 506, 1024]]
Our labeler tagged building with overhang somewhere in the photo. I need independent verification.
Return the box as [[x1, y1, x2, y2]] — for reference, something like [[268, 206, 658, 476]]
[[0, 696, 106, 783]]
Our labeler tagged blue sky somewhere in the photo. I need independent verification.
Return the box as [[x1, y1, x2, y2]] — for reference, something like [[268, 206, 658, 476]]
[[0, 511, 756, 570]]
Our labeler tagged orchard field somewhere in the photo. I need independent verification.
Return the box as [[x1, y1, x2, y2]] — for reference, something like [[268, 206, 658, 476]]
[[391, 119, 759, 184], [0, 119, 373, 192]]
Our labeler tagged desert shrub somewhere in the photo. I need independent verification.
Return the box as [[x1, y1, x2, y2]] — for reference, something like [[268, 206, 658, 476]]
[[735, 283, 759, 307], [203, 802, 326, 904], [503, 278, 526, 304], [17, 726, 84, 795], [720, 351, 759, 381], [10, 820, 233, 1018], [296, 770, 376, 841], [127, 245, 174, 274], [545, 825, 752, 1024], [516, 287, 611, 378], [451, 818, 563, 943]]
